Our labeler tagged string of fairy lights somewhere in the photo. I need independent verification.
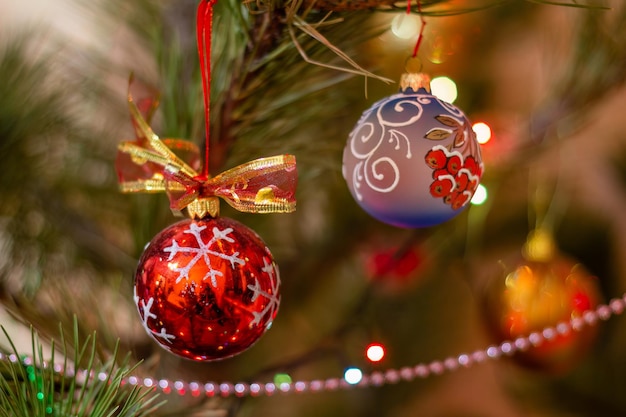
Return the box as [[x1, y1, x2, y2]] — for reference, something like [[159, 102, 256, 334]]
[[5, 293, 624, 399]]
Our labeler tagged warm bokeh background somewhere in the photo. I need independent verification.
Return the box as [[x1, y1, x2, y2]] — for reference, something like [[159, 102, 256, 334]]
[[1, 0, 625, 416]]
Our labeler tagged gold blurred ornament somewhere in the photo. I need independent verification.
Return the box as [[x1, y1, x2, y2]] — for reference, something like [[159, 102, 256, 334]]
[[522, 228, 556, 263], [484, 231, 602, 373]]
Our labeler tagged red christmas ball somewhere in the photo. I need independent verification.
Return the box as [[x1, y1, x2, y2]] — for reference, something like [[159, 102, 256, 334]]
[[134, 217, 280, 361], [368, 246, 421, 279]]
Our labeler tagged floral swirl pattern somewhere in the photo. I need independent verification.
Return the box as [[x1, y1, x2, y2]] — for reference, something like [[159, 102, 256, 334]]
[[346, 95, 425, 200]]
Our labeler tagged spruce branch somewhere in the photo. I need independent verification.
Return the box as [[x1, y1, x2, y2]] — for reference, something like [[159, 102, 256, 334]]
[[301, 0, 607, 13], [0, 321, 163, 417]]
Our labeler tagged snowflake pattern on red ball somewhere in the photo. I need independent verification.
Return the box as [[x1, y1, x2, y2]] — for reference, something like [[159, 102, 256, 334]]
[[163, 222, 246, 287], [133, 217, 281, 361], [425, 145, 483, 210]]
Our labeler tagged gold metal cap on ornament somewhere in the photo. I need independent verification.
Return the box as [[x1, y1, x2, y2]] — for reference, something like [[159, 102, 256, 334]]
[[400, 58, 430, 93], [400, 72, 431, 93], [186, 197, 220, 219], [522, 228, 556, 263]]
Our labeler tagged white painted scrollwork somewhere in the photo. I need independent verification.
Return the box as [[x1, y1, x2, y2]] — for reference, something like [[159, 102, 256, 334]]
[[346, 94, 427, 200]]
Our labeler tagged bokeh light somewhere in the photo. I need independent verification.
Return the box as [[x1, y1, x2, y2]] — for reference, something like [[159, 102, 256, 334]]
[[430, 76, 457, 103], [472, 122, 492, 144], [273, 373, 292, 386], [471, 184, 488, 205], [366, 343, 386, 362], [344, 367, 363, 385], [391, 14, 421, 39]]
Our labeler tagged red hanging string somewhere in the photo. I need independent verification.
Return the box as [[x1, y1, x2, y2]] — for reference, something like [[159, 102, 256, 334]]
[[411, 0, 427, 58], [197, 0, 217, 180]]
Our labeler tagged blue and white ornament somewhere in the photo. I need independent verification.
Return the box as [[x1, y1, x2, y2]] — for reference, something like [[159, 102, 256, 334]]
[[342, 73, 484, 228]]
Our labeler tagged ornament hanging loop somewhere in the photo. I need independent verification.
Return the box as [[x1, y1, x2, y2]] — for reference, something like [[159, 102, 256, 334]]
[[197, 0, 219, 180], [404, 56, 423, 74], [400, 0, 428, 93], [401, 56, 429, 93], [409, 0, 427, 59]]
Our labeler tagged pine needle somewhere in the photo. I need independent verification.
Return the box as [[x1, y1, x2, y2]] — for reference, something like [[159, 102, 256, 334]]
[[0, 321, 164, 417], [288, 14, 393, 83]]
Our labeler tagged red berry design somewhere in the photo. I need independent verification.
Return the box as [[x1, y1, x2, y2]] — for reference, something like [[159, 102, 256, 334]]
[[430, 177, 454, 198], [451, 192, 470, 210], [468, 177, 478, 192], [463, 156, 479, 175], [455, 170, 470, 192], [446, 154, 462, 175], [444, 191, 458, 205], [425, 148, 447, 169], [432, 168, 449, 180], [425, 145, 483, 211]]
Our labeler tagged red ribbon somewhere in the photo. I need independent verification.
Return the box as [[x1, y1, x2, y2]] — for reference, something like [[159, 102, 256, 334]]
[[197, 0, 216, 180], [115, 0, 297, 218]]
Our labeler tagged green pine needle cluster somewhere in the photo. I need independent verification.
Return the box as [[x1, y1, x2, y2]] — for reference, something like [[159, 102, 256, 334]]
[[0, 321, 162, 417]]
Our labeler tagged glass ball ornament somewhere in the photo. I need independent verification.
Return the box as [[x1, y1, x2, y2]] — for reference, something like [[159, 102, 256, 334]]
[[484, 236, 602, 373], [134, 217, 280, 361], [342, 72, 483, 228]]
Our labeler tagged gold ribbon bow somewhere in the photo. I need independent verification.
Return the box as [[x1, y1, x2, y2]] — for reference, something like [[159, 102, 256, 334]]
[[115, 92, 297, 219]]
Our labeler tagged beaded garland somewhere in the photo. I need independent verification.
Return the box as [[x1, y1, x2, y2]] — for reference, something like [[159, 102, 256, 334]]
[[10, 293, 624, 398]]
